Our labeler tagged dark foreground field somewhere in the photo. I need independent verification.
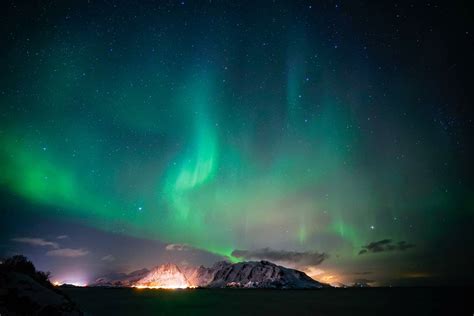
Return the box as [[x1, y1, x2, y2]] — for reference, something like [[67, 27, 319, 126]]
[[63, 287, 471, 316]]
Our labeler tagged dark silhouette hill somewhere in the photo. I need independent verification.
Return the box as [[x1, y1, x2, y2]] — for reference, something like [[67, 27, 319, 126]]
[[0, 255, 82, 315]]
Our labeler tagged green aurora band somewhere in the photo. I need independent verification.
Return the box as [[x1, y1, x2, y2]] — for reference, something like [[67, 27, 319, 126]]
[[0, 2, 468, 275]]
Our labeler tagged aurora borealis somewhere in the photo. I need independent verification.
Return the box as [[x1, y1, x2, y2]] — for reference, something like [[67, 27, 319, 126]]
[[1, 1, 473, 286]]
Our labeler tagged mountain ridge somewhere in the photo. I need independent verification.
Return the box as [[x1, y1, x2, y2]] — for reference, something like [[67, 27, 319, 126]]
[[92, 260, 328, 289]]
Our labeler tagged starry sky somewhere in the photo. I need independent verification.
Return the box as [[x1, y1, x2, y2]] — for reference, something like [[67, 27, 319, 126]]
[[1, 0, 473, 286]]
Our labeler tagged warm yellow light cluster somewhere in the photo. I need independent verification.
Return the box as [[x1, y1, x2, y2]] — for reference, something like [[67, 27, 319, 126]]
[[132, 285, 196, 290]]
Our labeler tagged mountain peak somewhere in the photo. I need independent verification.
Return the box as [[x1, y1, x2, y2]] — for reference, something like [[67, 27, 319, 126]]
[[135, 263, 190, 289]]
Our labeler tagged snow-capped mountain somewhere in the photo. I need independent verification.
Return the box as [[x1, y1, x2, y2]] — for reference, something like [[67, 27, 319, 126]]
[[192, 260, 326, 289], [134, 263, 189, 288], [92, 268, 149, 287], [94, 260, 327, 289]]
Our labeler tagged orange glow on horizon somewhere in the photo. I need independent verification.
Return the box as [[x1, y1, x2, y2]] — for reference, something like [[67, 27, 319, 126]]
[[132, 285, 196, 290], [52, 281, 88, 287], [303, 266, 345, 287]]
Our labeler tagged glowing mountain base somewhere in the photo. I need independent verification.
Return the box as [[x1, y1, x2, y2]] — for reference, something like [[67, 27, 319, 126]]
[[134, 263, 190, 289], [132, 285, 195, 289]]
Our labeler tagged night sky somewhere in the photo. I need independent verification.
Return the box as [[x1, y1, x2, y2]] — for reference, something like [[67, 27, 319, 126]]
[[1, 1, 473, 287]]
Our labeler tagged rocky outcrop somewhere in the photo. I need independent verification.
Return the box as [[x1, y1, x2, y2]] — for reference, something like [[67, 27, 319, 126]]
[[0, 256, 82, 315], [135, 264, 189, 288], [92, 268, 149, 287], [184, 264, 216, 287], [193, 260, 326, 289]]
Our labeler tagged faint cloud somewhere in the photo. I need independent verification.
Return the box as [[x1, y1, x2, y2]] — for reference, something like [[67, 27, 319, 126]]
[[46, 248, 89, 258], [12, 236, 88, 258], [101, 254, 115, 262], [231, 248, 328, 266], [165, 243, 193, 251], [359, 239, 415, 255], [12, 237, 59, 249]]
